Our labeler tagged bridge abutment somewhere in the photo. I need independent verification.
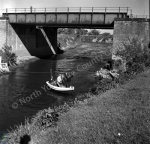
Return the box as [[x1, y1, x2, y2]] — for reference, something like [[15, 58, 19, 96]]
[[0, 18, 62, 58], [0, 18, 32, 56], [0, 18, 8, 50]]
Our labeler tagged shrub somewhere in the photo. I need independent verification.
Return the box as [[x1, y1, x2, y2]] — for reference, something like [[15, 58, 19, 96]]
[[0, 45, 17, 66], [115, 37, 150, 73]]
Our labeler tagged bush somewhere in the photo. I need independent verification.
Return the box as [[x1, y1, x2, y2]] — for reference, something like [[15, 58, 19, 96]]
[[88, 29, 100, 35], [0, 45, 17, 66], [115, 37, 150, 73]]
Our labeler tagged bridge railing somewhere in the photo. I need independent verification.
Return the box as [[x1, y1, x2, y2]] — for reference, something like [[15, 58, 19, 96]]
[[129, 14, 149, 19], [1, 7, 130, 14]]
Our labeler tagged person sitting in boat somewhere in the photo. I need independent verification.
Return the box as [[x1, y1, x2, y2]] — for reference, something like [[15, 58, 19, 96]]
[[62, 71, 75, 87], [56, 74, 63, 87], [56, 72, 75, 87]]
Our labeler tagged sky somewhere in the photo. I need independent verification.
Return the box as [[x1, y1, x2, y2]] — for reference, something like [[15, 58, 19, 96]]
[[0, 0, 149, 15]]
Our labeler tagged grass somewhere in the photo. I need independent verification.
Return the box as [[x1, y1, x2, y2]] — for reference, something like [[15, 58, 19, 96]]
[[38, 69, 150, 144]]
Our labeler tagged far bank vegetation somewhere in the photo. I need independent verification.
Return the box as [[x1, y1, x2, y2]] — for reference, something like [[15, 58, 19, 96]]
[[57, 28, 113, 48]]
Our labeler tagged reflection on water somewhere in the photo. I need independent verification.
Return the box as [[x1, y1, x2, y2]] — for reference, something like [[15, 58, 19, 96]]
[[0, 43, 111, 135]]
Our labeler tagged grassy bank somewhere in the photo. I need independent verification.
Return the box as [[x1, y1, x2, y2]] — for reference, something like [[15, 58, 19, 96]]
[[0, 45, 37, 75], [47, 69, 150, 144]]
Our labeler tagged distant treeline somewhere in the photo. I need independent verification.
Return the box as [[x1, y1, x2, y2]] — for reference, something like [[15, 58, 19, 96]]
[[58, 28, 113, 43]]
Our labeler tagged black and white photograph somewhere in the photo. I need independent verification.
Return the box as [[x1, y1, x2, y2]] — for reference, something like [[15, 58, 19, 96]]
[[0, 0, 149, 143]]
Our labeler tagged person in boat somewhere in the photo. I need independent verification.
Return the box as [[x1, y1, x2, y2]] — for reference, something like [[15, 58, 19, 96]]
[[56, 74, 63, 87], [63, 71, 75, 87], [56, 72, 75, 87]]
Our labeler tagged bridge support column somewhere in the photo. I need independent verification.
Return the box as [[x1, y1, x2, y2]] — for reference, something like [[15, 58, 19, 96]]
[[39, 27, 56, 55], [36, 27, 63, 57], [43, 27, 57, 54]]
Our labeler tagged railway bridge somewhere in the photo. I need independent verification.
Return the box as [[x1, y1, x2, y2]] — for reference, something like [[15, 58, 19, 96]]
[[0, 7, 131, 58]]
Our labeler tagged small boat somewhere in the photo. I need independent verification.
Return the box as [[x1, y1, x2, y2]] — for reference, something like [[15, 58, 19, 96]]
[[46, 81, 74, 92]]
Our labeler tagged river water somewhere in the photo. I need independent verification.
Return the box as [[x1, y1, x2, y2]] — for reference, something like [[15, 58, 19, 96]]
[[0, 43, 112, 136]]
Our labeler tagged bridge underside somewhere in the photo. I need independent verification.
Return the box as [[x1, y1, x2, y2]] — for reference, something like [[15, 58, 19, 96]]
[[7, 24, 64, 58]]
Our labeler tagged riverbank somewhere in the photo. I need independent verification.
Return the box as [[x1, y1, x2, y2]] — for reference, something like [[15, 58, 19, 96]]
[[1, 65, 150, 143], [0, 45, 38, 76], [8, 56, 38, 72], [48, 68, 150, 144]]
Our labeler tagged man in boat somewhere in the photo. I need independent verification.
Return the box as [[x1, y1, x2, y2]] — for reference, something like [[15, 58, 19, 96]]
[[56, 72, 75, 87], [56, 74, 64, 87], [63, 71, 75, 87]]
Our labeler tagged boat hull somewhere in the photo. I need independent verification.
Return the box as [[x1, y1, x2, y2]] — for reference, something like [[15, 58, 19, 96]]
[[46, 81, 74, 92]]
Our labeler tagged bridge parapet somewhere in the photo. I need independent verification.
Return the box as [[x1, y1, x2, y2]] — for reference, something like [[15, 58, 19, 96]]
[[129, 14, 149, 19], [2, 7, 130, 13]]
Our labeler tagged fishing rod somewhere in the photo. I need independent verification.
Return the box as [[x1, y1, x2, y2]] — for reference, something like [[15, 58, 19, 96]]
[[50, 69, 53, 81]]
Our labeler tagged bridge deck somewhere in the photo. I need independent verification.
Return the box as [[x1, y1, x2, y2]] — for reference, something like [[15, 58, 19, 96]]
[[2, 7, 130, 28]]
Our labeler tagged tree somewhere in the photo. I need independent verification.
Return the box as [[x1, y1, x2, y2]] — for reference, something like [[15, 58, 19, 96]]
[[76, 29, 88, 35], [57, 28, 66, 34], [66, 28, 75, 34], [101, 32, 111, 38], [101, 32, 113, 42], [88, 29, 100, 35]]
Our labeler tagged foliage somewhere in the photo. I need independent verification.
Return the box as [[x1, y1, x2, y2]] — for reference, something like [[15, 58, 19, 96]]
[[100, 32, 113, 42], [58, 28, 88, 37], [65, 28, 75, 34], [57, 28, 66, 34], [0, 45, 17, 66], [88, 29, 100, 35], [76, 29, 88, 37], [101, 32, 111, 37], [115, 37, 150, 74]]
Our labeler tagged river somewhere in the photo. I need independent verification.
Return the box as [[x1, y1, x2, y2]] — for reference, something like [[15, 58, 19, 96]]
[[0, 43, 112, 137]]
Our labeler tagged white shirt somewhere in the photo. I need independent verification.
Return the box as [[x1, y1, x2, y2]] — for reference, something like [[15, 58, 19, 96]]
[[57, 75, 62, 83]]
